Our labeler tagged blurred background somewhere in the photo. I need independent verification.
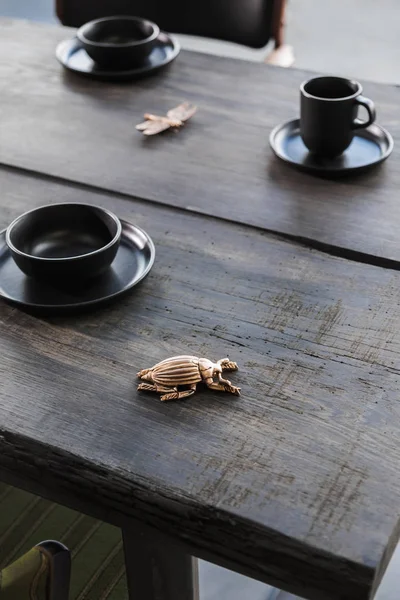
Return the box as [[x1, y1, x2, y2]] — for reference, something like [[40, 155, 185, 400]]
[[0, 0, 399, 82]]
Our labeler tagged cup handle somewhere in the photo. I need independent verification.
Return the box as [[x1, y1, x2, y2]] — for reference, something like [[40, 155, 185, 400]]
[[353, 96, 376, 130]]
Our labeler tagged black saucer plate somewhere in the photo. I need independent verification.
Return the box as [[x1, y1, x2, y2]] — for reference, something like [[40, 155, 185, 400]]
[[56, 32, 180, 81], [0, 219, 155, 313], [270, 118, 394, 176]]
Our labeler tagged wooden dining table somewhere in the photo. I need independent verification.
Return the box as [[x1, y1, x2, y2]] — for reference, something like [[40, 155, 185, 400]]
[[1, 17, 400, 600]]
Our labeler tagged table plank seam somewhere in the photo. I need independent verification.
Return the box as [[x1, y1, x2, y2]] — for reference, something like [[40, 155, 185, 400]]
[[1, 162, 400, 274]]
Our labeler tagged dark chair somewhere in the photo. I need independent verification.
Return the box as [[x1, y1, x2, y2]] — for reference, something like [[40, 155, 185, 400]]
[[0, 540, 70, 600], [0, 482, 128, 599], [55, 0, 293, 65]]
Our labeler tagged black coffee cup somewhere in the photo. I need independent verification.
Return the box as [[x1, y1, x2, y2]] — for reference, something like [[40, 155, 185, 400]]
[[300, 76, 376, 158]]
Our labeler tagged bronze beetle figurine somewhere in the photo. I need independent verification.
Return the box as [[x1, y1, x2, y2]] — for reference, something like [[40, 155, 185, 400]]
[[137, 355, 240, 401]]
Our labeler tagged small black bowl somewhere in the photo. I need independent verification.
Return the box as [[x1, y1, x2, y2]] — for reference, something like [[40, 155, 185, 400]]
[[6, 203, 122, 283], [77, 15, 160, 68]]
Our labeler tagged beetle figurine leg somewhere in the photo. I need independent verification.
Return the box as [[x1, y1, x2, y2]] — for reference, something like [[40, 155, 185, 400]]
[[205, 377, 240, 396], [138, 383, 157, 392], [138, 383, 176, 396], [161, 383, 197, 402], [218, 373, 241, 393], [217, 358, 238, 372], [137, 368, 152, 378]]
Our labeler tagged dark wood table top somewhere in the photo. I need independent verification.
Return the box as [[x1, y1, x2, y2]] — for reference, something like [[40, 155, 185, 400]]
[[1, 20, 400, 266], [0, 18, 399, 600]]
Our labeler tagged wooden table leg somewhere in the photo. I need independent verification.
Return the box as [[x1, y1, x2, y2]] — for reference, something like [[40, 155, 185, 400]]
[[123, 525, 199, 600]]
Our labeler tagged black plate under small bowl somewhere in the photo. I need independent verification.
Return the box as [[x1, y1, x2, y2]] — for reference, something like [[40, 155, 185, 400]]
[[0, 219, 155, 314], [270, 118, 394, 176], [56, 32, 180, 81]]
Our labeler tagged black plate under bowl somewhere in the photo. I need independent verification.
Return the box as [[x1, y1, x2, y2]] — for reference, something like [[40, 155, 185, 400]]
[[56, 32, 180, 81], [0, 219, 155, 314], [270, 118, 394, 176]]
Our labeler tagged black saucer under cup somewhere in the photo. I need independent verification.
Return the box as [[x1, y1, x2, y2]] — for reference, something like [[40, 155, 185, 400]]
[[269, 119, 393, 176], [300, 76, 376, 157]]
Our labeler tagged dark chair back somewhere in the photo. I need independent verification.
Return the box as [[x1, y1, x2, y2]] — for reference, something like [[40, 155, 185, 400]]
[[0, 540, 70, 600], [56, 0, 276, 48]]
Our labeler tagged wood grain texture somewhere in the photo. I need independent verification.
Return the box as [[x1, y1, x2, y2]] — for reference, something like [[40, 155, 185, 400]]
[[0, 167, 399, 599], [0, 20, 400, 265]]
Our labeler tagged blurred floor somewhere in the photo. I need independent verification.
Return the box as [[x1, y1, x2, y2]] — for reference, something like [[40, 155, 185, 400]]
[[287, 0, 400, 84], [0, 0, 55, 23], [181, 0, 400, 85], [0, 0, 399, 599]]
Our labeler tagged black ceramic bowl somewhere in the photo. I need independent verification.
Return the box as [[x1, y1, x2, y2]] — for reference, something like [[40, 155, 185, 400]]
[[77, 16, 160, 67], [6, 203, 122, 283]]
